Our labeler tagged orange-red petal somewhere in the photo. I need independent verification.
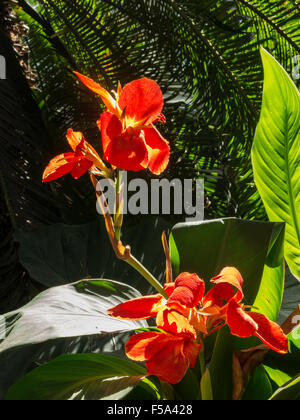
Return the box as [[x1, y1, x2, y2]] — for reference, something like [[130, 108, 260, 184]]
[[99, 112, 149, 171], [168, 272, 205, 308], [107, 294, 163, 320], [226, 300, 257, 338], [249, 312, 289, 354], [143, 126, 170, 175], [211, 267, 244, 302], [42, 153, 76, 182], [66, 129, 84, 152], [202, 283, 235, 308], [70, 156, 93, 179], [156, 307, 196, 338], [164, 282, 175, 296], [74, 72, 117, 114], [125, 331, 201, 384], [118, 78, 164, 127], [125, 331, 163, 362]]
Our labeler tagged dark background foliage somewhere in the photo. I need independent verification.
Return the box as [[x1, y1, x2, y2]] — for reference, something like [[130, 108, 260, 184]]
[[0, 0, 299, 311]]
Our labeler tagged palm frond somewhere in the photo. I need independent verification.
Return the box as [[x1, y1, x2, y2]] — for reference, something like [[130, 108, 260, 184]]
[[12, 0, 300, 222]]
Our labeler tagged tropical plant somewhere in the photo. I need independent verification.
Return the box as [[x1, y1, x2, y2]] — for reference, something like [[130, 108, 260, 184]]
[[10, 0, 300, 223], [1, 51, 300, 401]]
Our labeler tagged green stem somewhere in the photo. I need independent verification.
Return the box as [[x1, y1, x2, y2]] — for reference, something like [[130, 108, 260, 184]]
[[114, 169, 123, 241], [127, 254, 169, 299], [197, 339, 206, 400], [199, 345, 206, 377]]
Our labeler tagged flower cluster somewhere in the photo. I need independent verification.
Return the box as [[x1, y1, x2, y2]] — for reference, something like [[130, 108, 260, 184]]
[[107, 267, 288, 384], [42, 73, 170, 182]]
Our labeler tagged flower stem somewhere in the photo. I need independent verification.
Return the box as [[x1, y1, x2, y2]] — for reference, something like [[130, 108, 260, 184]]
[[199, 345, 206, 377], [114, 169, 123, 241], [127, 254, 168, 299]]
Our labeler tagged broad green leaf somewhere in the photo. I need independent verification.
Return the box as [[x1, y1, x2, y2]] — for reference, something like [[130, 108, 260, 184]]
[[242, 366, 273, 401], [5, 354, 159, 400], [170, 217, 284, 315], [0, 279, 147, 399], [264, 325, 300, 384], [173, 368, 199, 401], [170, 217, 285, 399], [200, 369, 213, 401], [278, 266, 300, 324], [269, 374, 300, 400], [264, 365, 292, 388], [252, 48, 300, 280], [15, 216, 171, 292]]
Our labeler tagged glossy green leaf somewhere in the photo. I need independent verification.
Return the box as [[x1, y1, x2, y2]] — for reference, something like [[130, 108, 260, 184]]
[[173, 368, 199, 401], [264, 365, 292, 388], [5, 354, 159, 400], [252, 48, 300, 280], [200, 369, 213, 401], [264, 324, 300, 384], [269, 374, 300, 400], [170, 217, 285, 399], [278, 266, 300, 324], [170, 217, 284, 315], [0, 279, 147, 399], [242, 366, 273, 401], [15, 216, 171, 292]]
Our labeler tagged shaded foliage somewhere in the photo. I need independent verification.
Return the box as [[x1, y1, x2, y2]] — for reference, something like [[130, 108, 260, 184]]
[[14, 0, 299, 222]]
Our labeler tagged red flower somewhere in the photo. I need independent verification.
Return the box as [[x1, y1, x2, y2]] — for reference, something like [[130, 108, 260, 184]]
[[202, 267, 289, 354], [107, 272, 205, 383], [125, 331, 201, 384], [42, 130, 103, 182], [107, 267, 288, 384], [75, 72, 170, 174]]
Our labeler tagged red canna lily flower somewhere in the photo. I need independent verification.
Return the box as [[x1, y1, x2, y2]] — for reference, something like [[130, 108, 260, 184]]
[[42, 129, 106, 182], [74, 72, 170, 174], [107, 272, 205, 383], [125, 330, 201, 384], [202, 267, 288, 354], [226, 299, 288, 354], [107, 272, 206, 334], [107, 267, 288, 384]]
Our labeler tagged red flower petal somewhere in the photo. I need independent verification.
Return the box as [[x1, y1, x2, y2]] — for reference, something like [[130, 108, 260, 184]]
[[143, 127, 170, 175], [211, 267, 244, 301], [184, 339, 202, 369], [164, 282, 175, 296], [99, 112, 149, 171], [249, 312, 289, 354], [70, 157, 93, 179], [168, 272, 205, 308], [125, 331, 163, 362], [107, 295, 163, 320], [227, 300, 258, 338], [145, 337, 190, 384], [156, 307, 196, 338], [66, 129, 84, 152], [202, 283, 235, 308], [74, 72, 117, 113], [126, 331, 201, 384], [118, 78, 164, 127], [98, 112, 122, 155], [42, 153, 76, 182]]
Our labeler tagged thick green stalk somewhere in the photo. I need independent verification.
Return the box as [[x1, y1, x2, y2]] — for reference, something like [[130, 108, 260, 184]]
[[127, 255, 168, 299], [114, 169, 123, 241]]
